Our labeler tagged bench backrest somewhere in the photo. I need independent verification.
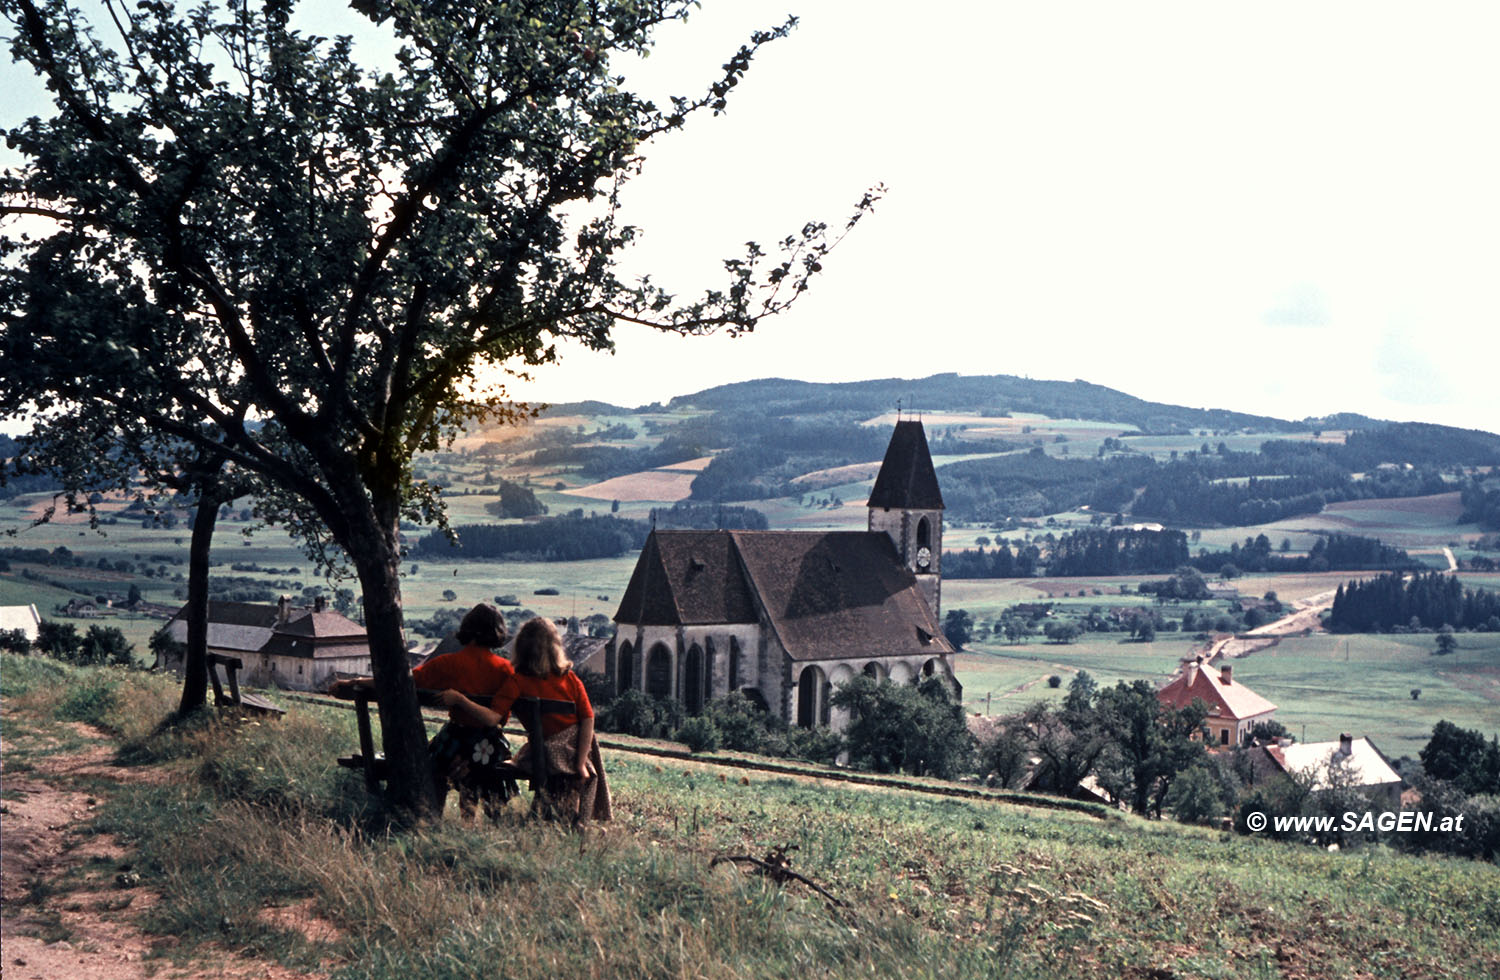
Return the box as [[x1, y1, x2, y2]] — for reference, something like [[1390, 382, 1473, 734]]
[[512, 696, 575, 788]]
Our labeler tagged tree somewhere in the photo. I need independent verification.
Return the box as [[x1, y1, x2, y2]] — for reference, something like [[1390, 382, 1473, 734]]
[[1163, 763, 1225, 825], [942, 608, 974, 650], [78, 624, 134, 666], [34, 620, 81, 661], [1043, 620, 1082, 644], [2, 0, 875, 814], [832, 675, 973, 779], [1434, 626, 1458, 656], [1420, 721, 1500, 796], [1019, 672, 1109, 796], [1094, 679, 1206, 816]]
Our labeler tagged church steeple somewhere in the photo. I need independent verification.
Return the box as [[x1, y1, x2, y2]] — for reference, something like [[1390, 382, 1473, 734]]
[[867, 420, 944, 618]]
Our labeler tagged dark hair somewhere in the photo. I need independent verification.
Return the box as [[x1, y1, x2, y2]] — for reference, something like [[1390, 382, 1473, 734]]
[[454, 603, 507, 648]]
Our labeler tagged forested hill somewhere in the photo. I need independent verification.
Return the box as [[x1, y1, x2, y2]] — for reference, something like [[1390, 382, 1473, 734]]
[[656, 374, 1361, 434]]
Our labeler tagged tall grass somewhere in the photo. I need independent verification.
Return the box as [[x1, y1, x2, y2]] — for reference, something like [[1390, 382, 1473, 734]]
[[4, 654, 1498, 980]]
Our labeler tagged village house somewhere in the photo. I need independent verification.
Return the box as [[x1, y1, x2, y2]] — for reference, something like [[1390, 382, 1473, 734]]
[[1256, 733, 1404, 808], [0, 603, 42, 641], [606, 419, 959, 731], [156, 596, 370, 691], [1156, 657, 1277, 747]]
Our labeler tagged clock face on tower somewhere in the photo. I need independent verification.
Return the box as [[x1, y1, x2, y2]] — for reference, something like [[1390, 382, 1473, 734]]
[[916, 546, 931, 570]]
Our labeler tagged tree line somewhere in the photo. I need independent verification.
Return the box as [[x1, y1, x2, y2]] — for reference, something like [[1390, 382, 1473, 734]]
[[412, 513, 651, 562], [1327, 572, 1500, 632]]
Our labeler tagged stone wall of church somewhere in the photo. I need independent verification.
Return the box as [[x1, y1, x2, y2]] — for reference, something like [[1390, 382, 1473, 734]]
[[608, 623, 763, 708], [787, 653, 961, 733]]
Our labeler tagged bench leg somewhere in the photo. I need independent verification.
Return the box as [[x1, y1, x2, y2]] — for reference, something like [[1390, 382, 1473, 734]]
[[356, 697, 380, 791]]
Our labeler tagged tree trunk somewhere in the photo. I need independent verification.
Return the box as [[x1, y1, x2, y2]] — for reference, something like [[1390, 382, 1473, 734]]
[[349, 514, 440, 816], [176, 488, 220, 716]]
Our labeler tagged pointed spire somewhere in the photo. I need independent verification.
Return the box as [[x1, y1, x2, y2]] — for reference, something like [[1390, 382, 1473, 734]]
[[867, 420, 943, 510]]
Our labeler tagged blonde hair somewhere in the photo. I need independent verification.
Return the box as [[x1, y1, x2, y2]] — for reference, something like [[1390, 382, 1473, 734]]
[[513, 617, 571, 677]]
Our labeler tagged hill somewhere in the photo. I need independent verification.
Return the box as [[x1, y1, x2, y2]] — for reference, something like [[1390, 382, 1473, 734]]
[[663, 374, 1314, 434], [3, 656, 1497, 980]]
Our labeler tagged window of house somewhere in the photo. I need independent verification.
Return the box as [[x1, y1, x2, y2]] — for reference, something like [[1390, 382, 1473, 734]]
[[1219, 729, 1229, 745]]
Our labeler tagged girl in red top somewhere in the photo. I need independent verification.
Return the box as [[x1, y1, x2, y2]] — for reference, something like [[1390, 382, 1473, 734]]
[[336, 604, 518, 818], [443, 616, 597, 786]]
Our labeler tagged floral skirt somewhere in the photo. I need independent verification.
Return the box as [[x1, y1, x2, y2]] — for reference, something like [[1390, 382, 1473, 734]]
[[428, 722, 518, 806]]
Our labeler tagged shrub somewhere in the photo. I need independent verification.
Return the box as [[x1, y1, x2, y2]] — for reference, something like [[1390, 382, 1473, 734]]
[[1046, 675, 1062, 688], [674, 716, 722, 753], [704, 691, 779, 752], [1164, 764, 1225, 825]]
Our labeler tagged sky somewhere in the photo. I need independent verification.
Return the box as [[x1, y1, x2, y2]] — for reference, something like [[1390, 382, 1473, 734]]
[[5, 2, 1498, 433]]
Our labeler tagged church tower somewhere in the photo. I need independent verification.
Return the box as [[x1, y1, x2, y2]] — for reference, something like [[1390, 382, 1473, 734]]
[[867, 419, 944, 618]]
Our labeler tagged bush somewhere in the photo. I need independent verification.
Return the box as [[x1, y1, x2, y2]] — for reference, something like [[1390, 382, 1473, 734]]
[[1046, 675, 1062, 688], [785, 725, 843, 766], [674, 716, 722, 753], [704, 691, 780, 752], [1165, 764, 1225, 825]]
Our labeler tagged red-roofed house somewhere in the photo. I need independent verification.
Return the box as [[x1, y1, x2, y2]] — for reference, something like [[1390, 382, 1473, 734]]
[[1157, 658, 1276, 747]]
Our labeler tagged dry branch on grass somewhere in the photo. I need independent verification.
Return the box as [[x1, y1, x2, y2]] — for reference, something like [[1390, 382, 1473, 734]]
[[710, 844, 846, 907]]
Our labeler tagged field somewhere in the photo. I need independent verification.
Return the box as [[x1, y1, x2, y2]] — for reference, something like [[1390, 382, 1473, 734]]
[[3, 656, 1498, 980]]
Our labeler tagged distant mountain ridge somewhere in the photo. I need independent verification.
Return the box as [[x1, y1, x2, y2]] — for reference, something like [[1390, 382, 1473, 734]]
[[544, 374, 1398, 435]]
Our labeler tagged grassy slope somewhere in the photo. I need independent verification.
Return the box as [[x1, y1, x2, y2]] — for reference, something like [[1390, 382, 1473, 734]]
[[3, 656, 1497, 980]]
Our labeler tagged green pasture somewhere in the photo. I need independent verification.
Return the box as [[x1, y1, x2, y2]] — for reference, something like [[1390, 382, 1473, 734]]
[[1232, 632, 1500, 755], [956, 633, 1200, 717]]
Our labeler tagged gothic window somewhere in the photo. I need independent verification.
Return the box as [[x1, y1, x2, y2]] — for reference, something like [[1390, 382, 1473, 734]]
[[617, 641, 635, 695], [684, 644, 705, 715], [646, 643, 672, 699]]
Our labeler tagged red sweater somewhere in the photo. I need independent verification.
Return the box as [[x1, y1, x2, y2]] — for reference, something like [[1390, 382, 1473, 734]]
[[411, 644, 514, 700], [489, 670, 593, 737]]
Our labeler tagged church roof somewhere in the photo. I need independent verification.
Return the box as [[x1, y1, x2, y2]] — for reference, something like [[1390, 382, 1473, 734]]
[[732, 531, 953, 662], [867, 420, 944, 510], [614, 529, 954, 663], [614, 530, 758, 626]]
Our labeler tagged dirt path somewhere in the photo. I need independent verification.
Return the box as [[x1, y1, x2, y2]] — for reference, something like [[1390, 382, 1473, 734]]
[[0, 719, 317, 980]]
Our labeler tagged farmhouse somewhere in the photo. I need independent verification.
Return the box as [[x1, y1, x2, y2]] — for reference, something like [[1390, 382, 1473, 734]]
[[1157, 657, 1276, 747], [156, 596, 370, 691], [0, 603, 42, 641], [1257, 734, 1404, 808], [606, 420, 958, 730]]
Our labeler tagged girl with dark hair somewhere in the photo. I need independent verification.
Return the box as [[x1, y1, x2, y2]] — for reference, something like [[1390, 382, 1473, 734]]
[[332, 603, 517, 818]]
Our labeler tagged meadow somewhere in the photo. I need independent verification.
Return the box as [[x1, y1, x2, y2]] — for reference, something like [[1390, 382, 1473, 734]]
[[3, 655, 1498, 980]]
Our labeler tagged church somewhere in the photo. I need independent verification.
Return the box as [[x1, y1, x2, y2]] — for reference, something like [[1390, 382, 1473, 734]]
[[606, 420, 959, 731]]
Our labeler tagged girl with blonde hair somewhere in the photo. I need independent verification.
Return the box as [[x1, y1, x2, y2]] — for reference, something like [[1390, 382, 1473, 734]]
[[440, 617, 609, 822]]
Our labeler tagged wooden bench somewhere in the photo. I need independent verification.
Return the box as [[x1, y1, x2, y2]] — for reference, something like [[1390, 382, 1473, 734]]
[[206, 653, 286, 717], [331, 684, 572, 794]]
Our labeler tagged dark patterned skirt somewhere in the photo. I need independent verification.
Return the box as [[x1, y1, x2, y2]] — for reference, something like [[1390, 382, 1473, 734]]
[[428, 722, 518, 806]]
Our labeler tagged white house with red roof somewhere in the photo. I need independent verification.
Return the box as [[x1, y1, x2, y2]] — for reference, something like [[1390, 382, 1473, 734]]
[[1156, 657, 1276, 747]]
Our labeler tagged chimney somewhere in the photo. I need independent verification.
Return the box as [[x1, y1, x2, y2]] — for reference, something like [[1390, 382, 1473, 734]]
[[277, 595, 290, 624], [314, 596, 327, 614], [1220, 664, 1233, 685], [1184, 660, 1200, 685], [1337, 733, 1353, 756]]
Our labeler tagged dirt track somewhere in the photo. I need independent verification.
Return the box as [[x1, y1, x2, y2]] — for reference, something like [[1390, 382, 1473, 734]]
[[0, 719, 319, 980]]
